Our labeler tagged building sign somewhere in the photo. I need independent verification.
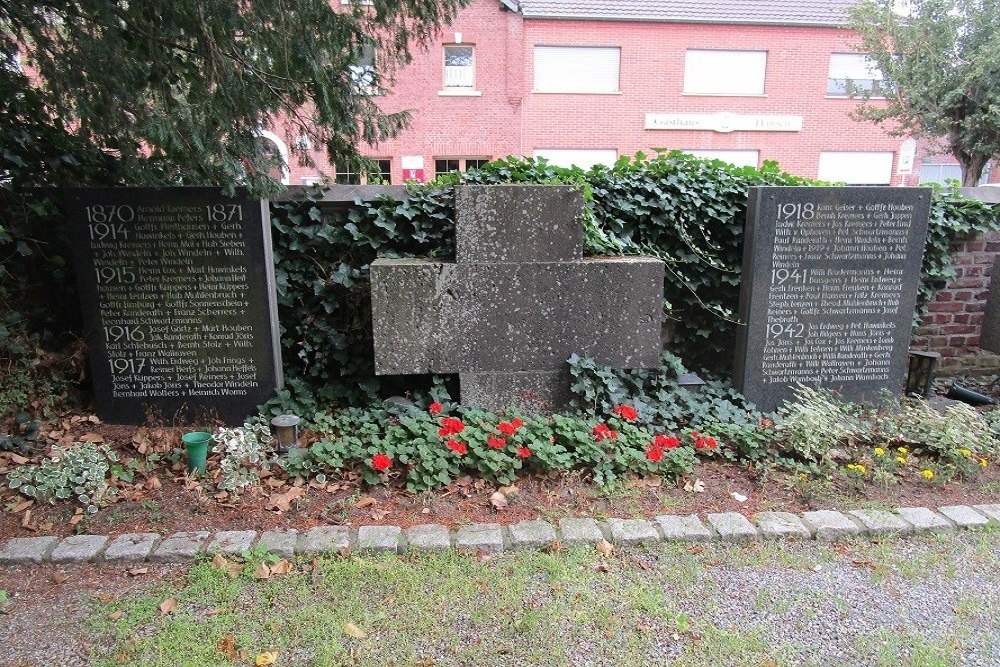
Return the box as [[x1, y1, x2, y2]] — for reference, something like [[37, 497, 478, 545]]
[[401, 155, 425, 182], [645, 112, 803, 133]]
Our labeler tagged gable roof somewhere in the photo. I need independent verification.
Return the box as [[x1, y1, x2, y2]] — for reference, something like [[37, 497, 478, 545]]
[[516, 0, 856, 27]]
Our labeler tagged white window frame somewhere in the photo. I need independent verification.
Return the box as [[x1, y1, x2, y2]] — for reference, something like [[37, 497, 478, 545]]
[[683, 49, 767, 96], [434, 157, 491, 178], [827, 53, 885, 98], [439, 44, 481, 97], [818, 151, 894, 185], [533, 46, 621, 94]]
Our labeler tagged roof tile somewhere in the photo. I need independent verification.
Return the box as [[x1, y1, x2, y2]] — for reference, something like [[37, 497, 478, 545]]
[[517, 0, 856, 26]]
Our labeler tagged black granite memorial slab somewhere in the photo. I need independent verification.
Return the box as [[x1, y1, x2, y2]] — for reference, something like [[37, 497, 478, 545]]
[[63, 187, 283, 424], [734, 186, 931, 412]]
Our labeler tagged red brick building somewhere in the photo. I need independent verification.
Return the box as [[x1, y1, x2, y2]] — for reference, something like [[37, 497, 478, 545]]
[[273, 0, 988, 187]]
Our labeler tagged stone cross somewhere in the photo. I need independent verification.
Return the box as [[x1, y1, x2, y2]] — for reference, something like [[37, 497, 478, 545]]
[[370, 185, 664, 412]]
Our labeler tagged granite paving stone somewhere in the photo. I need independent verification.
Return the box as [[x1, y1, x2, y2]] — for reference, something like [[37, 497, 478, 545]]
[[607, 518, 660, 545], [656, 514, 714, 542], [509, 520, 557, 549], [103, 533, 160, 563], [801, 510, 864, 540], [754, 512, 812, 539], [895, 507, 955, 533], [206, 531, 257, 555], [973, 504, 1000, 523], [0, 536, 59, 564], [301, 526, 351, 554], [151, 531, 210, 563], [50, 535, 109, 563], [558, 517, 605, 545], [358, 525, 403, 553], [455, 523, 505, 554], [848, 509, 913, 535], [937, 505, 990, 528], [257, 530, 299, 558], [706, 512, 759, 542], [404, 524, 451, 551]]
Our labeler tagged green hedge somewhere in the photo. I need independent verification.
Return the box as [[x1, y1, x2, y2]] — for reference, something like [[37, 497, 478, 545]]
[[269, 152, 1000, 410]]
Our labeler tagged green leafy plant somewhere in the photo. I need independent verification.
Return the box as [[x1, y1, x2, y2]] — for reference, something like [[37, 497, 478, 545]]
[[774, 385, 861, 464], [7, 442, 119, 513], [211, 416, 274, 493]]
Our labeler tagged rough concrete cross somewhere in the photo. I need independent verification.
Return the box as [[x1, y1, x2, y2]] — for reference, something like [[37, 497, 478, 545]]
[[370, 185, 664, 412]]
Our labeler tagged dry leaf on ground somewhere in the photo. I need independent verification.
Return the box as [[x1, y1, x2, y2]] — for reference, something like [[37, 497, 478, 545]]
[[269, 559, 294, 576], [266, 486, 305, 513], [596, 539, 614, 557], [217, 634, 238, 660], [255, 651, 278, 666], [343, 622, 367, 639], [158, 598, 177, 615], [489, 491, 508, 510]]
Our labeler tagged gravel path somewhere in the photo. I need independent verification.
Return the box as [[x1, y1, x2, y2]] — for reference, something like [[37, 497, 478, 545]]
[[0, 531, 997, 666]]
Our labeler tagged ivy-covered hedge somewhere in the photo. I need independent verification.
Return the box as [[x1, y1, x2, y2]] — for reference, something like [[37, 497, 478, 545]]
[[270, 152, 1000, 410]]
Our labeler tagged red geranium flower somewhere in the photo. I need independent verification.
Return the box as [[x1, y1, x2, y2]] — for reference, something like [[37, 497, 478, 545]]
[[446, 439, 467, 455], [438, 416, 466, 437], [694, 435, 718, 450], [646, 444, 664, 463], [428, 402, 443, 415], [497, 421, 517, 436], [511, 418, 524, 430], [654, 434, 681, 449], [487, 436, 506, 449], [612, 404, 638, 421], [517, 446, 532, 459], [592, 423, 618, 442], [371, 453, 392, 472]]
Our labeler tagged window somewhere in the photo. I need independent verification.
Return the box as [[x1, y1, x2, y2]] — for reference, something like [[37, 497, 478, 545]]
[[434, 157, 491, 178], [443, 45, 475, 89], [335, 159, 391, 185], [818, 152, 894, 185], [684, 150, 760, 168], [827, 53, 884, 97], [367, 159, 392, 184], [919, 162, 990, 186], [533, 149, 617, 170], [533, 46, 620, 93], [683, 50, 767, 96], [350, 45, 377, 93]]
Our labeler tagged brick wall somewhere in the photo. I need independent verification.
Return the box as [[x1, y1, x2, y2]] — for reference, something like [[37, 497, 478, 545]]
[[277, 0, 926, 186], [915, 229, 1000, 374]]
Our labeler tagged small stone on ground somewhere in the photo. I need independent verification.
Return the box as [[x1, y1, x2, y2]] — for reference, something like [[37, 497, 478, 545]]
[[206, 531, 257, 555], [358, 525, 403, 552], [151, 531, 210, 563], [0, 537, 59, 564], [895, 507, 955, 532], [656, 514, 713, 541], [607, 518, 660, 545], [801, 510, 863, 540], [50, 535, 109, 564], [937, 505, 990, 528], [754, 512, 812, 539], [301, 526, 350, 554], [405, 524, 451, 551], [508, 520, 556, 549], [257, 530, 299, 559], [455, 523, 505, 553], [848, 509, 913, 535], [706, 512, 759, 542], [558, 518, 605, 544], [103, 533, 160, 563]]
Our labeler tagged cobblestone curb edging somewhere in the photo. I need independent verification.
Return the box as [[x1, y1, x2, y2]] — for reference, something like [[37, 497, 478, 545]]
[[0, 503, 997, 566]]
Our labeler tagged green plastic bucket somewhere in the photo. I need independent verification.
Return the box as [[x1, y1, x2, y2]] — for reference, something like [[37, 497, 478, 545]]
[[181, 431, 212, 474]]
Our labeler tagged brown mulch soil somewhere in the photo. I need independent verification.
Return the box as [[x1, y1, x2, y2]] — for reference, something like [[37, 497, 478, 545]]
[[1, 409, 998, 542]]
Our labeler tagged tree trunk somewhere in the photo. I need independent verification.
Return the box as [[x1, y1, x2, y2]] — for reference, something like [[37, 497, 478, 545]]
[[959, 153, 989, 186]]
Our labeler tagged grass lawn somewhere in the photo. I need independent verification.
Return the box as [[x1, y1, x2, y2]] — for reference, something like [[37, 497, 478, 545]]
[[86, 528, 1000, 667]]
